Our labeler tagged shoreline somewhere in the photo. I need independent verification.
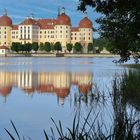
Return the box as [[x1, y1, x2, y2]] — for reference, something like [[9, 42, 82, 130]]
[[3, 53, 119, 58]]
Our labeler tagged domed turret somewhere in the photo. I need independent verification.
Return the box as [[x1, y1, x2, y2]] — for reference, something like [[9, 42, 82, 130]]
[[56, 7, 71, 26], [56, 13, 71, 26], [79, 16, 92, 28], [0, 9, 12, 26]]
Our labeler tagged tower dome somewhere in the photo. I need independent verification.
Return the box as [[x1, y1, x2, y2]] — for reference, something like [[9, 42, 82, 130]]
[[56, 13, 71, 26], [79, 17, 92, 28], [0, 10, 12, 26], [56, 8, 71, 26]]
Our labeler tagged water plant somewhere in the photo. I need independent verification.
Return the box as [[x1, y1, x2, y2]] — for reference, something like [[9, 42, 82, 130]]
[[4, 70, 140, 140]]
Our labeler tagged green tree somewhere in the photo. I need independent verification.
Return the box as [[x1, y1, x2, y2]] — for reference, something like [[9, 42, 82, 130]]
[[74, 42, 82, 53], [44, 42, 51, 52], [24, 43, 32, 53], [11, 42, 21, 53], [78, 0, 140, 62], [87, 43, 94, 52], [51, 43, 54, 52], [39, 43, 44, 51], [66, 43, 73, 52], [94, 37, 112, 52], [32, 42, 39, 52], [54, 42, 62, 52]]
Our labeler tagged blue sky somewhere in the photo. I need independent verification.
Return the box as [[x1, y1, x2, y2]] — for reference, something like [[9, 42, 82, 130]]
[[0, 0, 101, 38]]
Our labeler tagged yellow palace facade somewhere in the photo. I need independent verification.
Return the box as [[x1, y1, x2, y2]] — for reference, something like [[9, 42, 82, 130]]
[[0, 8, 93, 52]]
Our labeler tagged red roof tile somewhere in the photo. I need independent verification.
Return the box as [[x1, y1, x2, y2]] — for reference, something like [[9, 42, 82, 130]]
[[20, 18, 39, 26], [0, 15, 12, 26], [37, 19, 56, 29], [79, 17, 93, 28], [71, 27, 79, 32], [12, 25, 18, 30], [56, 13, 71, 26]]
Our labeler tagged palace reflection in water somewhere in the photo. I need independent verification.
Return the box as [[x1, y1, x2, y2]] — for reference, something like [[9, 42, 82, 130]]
[[0, 71, 93, 104]]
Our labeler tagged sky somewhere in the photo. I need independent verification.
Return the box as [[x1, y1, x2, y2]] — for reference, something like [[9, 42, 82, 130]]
[[0, 0, 101, 38]]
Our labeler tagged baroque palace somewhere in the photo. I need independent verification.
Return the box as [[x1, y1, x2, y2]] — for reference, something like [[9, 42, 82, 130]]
[[0, 8, 93, 52]]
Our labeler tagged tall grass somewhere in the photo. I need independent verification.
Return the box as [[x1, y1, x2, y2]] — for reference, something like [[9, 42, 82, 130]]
[[120, 69, 140, 110], [112, 76, 140, 140]]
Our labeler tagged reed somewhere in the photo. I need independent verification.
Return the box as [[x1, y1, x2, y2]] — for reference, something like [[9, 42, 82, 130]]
[[4, 69, 140, 140]]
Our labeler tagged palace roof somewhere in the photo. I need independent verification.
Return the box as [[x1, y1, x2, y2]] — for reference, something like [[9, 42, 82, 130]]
[[79, 17, 93, 28], [0, 15, 12, 26]]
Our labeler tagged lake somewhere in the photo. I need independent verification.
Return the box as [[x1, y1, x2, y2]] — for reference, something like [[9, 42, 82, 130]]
[[0, 57, 129, 139]]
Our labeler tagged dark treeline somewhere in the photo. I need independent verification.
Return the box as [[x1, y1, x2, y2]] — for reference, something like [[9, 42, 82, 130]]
[[11, 42, 95, 54]]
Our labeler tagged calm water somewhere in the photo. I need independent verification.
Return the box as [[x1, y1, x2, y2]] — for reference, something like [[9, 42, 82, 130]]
[[0, 57, 130, 139]]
